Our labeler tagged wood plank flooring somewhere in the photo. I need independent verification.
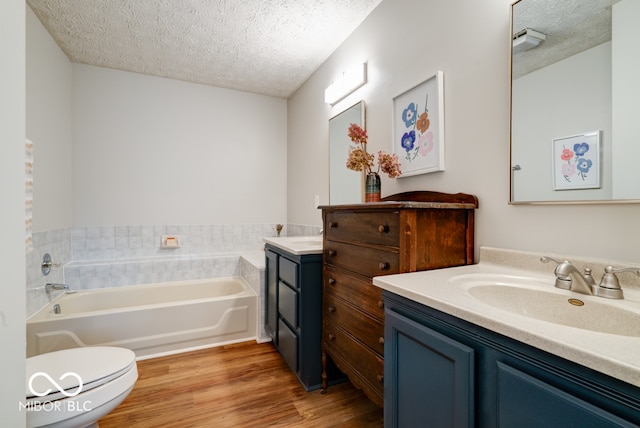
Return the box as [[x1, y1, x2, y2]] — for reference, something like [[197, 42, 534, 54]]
[[99, 341, 383, 427]]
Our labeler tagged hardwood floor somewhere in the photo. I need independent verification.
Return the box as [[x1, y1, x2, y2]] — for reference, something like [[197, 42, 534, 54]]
[[99, 341, 383, 427]]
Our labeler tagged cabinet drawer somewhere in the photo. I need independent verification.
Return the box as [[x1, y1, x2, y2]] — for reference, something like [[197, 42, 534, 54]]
[[324, 240, 399, 278], [325, 211, 400, 246], [323, 320, 384, 395], [279, 256, 298, 288], [278, 281, 297, 328], [324, 293, 384, 355], [324, 266, 384, 321], [278, 319, 298, 373]]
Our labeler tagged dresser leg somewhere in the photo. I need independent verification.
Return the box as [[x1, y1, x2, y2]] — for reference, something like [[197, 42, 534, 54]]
[[321, 347, 328, 394]]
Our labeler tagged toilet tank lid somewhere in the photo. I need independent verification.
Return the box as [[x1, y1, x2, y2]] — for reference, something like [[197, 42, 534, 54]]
[[26, 346, 136, 398]]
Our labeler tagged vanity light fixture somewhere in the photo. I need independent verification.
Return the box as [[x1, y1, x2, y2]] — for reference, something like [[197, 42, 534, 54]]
[[512, 28, 546, 54], [324, 62, 367, 105]]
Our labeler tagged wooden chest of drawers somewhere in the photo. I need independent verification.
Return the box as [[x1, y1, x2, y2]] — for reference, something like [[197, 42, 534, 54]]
[[319, 191, 478, 407]]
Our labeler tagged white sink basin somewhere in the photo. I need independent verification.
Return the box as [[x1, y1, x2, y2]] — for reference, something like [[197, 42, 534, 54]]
[[285, 237, 322, 246], [279, 236, 322, 243], [263, 235, 322, 255], [449, 274, 640, 337]]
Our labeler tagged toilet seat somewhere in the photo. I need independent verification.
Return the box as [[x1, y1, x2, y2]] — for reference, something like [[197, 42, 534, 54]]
[[25, 347, 138, 428], [26, 346, 136, 403]]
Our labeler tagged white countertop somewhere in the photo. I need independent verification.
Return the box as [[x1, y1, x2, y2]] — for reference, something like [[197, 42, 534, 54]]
[[373, 247, 640, 388], [263, 235, 323, 255]]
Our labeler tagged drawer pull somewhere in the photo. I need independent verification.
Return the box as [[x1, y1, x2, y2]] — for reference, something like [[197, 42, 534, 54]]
[[328, 222, 338, 229], [377, 374, 384, 383], [378, 336, 385, 345], [378, 300, 384, 308], [378, 224, 389, 233], [379, 262, 390, 270], [328, 250, 336, 257], [328, 333, 335, 341], [328, 306, 336, 313], [328, 278, 336, 285]]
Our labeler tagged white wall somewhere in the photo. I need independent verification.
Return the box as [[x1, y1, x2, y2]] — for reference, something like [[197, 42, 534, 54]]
[[287, 0, 640, 264], [0, 0, 26, 424], [26, 6, 73, 232], [72, 64, 288, 227]]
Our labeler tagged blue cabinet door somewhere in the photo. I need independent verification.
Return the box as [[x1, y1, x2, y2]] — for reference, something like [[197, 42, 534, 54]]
[[385, 308, 475, 428], [497, 362, 637, 428]]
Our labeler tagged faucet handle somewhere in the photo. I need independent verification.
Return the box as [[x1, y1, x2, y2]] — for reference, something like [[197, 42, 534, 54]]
[[590, 265, 639, 299], [540, 256, 565, 265], [41, 253, 61, 276], [540, 256, 572, 289], [540, 256, 572, 277], [599, 266, 640, 289]]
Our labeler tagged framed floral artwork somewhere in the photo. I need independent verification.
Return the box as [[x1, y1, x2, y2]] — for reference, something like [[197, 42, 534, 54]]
[[552, 131, 601, 190], [392, 70, 444, 177]]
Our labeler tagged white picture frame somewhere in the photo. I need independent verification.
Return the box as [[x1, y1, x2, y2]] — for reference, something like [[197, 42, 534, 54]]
[[392, 70, 444, 177], [552, 131, 601, 191]]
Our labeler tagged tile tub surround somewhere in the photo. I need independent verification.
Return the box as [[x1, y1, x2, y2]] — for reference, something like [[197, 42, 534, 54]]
[[71, 224, 277, 261], [70, 223, 321, 261], [64, 253, 243, 290], [26, 228, 72, 317], [373, 246, 640, 388], [26, 223, 320, 319], [65, 223, 320, 290]]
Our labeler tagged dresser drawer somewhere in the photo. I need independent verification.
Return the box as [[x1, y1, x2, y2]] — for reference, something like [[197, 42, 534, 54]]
[[324, 293, 384, 355], [323, 266, 384, 321], [323, 320, 384, 395], [279, 256, 298, 288], [324, 240, 399, 278], [325, 211, 400, 246]]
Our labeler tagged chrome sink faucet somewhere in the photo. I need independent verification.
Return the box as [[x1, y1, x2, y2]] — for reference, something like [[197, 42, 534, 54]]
[[541, 257, 594, 296], [541, 257, 640, 299]]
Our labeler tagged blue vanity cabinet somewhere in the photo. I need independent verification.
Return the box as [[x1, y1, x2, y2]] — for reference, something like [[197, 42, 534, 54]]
[[383, 291, 640, 428], [264, 244, 324, 391]]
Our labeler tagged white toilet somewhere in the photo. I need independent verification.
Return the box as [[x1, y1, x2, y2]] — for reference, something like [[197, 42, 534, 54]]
[[25, 346, 138, 428]]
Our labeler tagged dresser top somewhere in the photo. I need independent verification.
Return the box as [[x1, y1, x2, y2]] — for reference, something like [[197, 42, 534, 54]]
[[319, 191, 478, 211]]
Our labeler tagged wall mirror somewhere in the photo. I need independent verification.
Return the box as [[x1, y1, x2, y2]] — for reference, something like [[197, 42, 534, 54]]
[[510, 0, 640, 204], [329, 101, 365, 204]]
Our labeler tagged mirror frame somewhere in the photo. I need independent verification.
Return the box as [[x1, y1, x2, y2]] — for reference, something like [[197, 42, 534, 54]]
[[508, 0, 640, 205]]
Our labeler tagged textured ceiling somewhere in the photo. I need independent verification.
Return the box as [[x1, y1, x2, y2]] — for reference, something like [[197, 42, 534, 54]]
[[512, 0, 619, 78], [27, 0, 383, 98]]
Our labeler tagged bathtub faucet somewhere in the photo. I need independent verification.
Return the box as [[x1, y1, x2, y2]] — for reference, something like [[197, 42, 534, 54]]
[[45, 282, 69, 293]]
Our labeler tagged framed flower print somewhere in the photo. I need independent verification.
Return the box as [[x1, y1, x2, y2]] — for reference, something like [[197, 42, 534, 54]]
[[392, 70, 444, 177], [552, 131, 601, 191]]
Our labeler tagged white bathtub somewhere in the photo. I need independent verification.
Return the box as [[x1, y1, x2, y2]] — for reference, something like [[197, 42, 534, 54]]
[[27, 277, 257, 359]]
